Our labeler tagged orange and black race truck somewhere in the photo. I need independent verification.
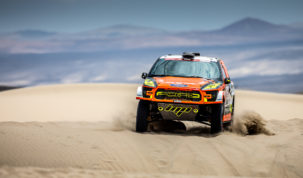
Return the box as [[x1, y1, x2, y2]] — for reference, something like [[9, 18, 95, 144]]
[[136, 52, 235, 133]]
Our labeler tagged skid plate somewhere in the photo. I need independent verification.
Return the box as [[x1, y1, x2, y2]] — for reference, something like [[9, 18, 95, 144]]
[[157, 103, 199, 120]]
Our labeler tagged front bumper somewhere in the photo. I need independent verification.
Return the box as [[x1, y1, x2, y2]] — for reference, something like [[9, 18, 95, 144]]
[[136, 86, 223, 105]]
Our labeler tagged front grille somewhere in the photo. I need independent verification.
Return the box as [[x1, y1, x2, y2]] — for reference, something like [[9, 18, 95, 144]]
[[155, 89, 201, 102]]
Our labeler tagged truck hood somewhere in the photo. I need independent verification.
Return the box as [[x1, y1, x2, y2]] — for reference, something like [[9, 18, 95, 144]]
[[153, 76, 213, 89]]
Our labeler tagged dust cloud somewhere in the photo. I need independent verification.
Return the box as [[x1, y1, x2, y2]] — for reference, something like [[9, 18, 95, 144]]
[[231, 111, 275, 135]]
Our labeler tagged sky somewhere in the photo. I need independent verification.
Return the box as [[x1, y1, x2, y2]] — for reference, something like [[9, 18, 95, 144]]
[[0, 0, 303, 33]]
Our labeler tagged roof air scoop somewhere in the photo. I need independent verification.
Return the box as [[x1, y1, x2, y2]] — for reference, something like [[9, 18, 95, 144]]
[[182, 52, 195, 60]]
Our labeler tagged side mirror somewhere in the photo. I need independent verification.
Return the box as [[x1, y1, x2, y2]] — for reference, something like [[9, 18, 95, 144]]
[[141, 72, 148, 79], [224, 77, 231, 84]]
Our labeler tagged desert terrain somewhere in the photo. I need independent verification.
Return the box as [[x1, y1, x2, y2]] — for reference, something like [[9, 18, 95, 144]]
[[0, 84, 303, 178]]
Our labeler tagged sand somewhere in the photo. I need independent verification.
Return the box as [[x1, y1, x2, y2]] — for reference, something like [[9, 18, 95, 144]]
[[0, 84, 303, 178]]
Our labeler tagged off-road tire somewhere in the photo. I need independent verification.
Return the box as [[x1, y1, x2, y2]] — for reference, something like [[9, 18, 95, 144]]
[[211, 103, 223, 134], [231, 96, 235, 119], [223, 96, 235, 129], [136, 100, 149, 132]]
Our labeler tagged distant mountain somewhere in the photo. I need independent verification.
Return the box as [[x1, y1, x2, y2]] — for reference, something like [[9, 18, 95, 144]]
[[216, 17, 294, 36], [0, 85, 23, 92], [77, 24, 167, 38], [1, 17, 302, 52], [14, 30, 57, 38], [289, 22, 303, 30]]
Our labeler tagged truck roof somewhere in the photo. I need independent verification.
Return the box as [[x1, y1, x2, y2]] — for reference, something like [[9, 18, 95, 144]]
[[160, 54, 218, 62]]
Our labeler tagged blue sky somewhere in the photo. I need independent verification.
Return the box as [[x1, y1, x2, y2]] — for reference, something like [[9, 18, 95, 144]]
[[0, 0, 303, 32]]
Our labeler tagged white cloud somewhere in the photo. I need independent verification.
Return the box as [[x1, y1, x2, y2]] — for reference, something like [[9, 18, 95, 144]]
[[126, 74, 141, 82], [0, 71, 41, 86], [90, 74, 107, 82], [229, 59, 303, 78], [0, 80, 33, 86], [61, 72, 85, 83]]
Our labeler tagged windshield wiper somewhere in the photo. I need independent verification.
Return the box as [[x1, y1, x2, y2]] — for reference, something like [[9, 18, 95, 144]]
[[186, 76, 216, 81], [149, 74, 167, 77], [204, 78, 216, 82], [186, 75, 203, 78]]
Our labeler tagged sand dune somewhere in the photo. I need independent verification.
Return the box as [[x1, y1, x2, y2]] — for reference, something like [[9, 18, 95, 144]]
[[0, 84, 138, 122], [0, 84, 303, 178]]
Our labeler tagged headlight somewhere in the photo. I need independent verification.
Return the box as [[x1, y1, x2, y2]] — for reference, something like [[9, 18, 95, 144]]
[[201, 82, 222, 90], [144, 78, 157, 88], [216, 91, 224, 101], [137, 86, 143, 97]]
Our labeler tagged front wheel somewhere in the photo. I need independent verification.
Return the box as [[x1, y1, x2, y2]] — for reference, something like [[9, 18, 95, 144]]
[[211, 103, 223, 134], [136, 100, 149, 132], [223, 96, 235, 129]]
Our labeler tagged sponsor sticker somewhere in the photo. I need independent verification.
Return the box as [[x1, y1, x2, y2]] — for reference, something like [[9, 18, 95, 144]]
[[170, 84, 188, 87]]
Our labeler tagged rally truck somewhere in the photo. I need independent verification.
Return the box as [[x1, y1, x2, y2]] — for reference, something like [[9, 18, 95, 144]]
[[136, 52, 235, 133]]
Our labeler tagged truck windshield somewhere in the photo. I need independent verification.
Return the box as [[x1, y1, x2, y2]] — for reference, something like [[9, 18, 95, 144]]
[[149, 59, 222, 81]]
